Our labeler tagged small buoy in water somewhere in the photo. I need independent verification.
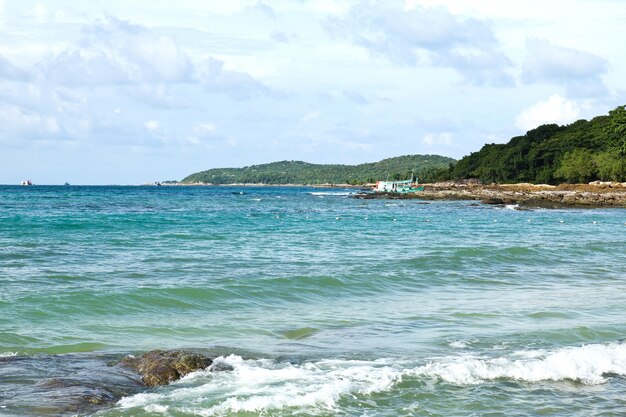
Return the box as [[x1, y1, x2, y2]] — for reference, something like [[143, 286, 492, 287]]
[[336, 217, 340, 220], [393, 218, 397, 221], [559, 220, 564, 223], [528, 219, 532, 223], [425, 220, 430, 222], [493, 220, 497, 222], [364, 217, 368, 220], [592, 221, 597, 224], [459, 219, 463, 222]]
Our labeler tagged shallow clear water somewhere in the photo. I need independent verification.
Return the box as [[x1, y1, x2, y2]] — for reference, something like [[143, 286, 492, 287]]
[[1, 185, 626, 416]]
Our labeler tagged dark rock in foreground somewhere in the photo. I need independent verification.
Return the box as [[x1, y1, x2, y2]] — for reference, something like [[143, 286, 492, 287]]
[[0, 353, 144, 416], [120, 350, 213, 387], [0, 350, 215, 416]]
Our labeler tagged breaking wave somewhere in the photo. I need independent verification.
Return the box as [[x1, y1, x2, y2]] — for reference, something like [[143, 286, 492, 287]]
[[116, 342, 626, 415], [412, 341, 626, 385]]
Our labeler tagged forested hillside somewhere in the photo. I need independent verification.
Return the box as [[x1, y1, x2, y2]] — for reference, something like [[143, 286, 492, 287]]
[[181, 155, 456, 185], [452, 105, 626, 184]]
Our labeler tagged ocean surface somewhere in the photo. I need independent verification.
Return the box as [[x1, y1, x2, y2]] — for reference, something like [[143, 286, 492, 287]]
[[1, 185, 626, 416]]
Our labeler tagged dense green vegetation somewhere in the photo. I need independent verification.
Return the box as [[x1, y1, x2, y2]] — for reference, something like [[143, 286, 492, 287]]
[[181, 155, 456, 185], [182, 106, 625, 185], [452, 105, 626, 184]]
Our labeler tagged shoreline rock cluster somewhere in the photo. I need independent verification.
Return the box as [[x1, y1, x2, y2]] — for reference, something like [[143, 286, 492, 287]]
[[357, 181, 626, 208]]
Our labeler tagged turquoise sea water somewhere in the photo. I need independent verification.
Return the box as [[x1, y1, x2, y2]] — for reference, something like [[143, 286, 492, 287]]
[[1, 185, 626, 416]]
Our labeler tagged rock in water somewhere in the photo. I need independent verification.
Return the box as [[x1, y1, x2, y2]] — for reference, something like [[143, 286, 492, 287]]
[[121, 350, 212, 387]]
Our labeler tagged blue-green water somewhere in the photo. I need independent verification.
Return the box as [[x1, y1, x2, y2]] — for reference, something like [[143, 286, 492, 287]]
[[1, 185, 626, 416]]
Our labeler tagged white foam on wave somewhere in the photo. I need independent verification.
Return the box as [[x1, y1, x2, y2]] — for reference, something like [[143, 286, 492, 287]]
[[412, 341, 626, 385], [118, 393, 164, 410], [118, 355, 402, 415], [116, 342, 626, 414], [0, 351, 18, 357]]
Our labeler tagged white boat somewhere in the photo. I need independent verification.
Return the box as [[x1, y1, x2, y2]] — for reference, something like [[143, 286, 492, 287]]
[[373, 178, 423, 193], [20, 180, 33, 186]]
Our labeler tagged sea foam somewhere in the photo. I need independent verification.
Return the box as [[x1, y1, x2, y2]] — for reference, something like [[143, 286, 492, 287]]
[[116, 343, 626, 415], [412, 341, 626, 385], [118, 355, 402, 415]]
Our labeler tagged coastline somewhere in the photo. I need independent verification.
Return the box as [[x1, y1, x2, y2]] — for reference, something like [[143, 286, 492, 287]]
[[163, 182, 367, 188], [356, 181, 626, 208], [160, 181, 626, 208]]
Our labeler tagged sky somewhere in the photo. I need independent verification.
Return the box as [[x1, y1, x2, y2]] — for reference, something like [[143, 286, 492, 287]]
[[0, 0, 624, 184]]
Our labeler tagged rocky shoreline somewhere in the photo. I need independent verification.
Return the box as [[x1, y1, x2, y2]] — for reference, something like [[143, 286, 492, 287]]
[[356, 181, 626, 208]]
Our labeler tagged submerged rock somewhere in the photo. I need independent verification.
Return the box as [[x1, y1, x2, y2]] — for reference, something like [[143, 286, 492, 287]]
[[120, 350, 213, 387], [1, 350, 215, 416], [0, 353, 144, 416]]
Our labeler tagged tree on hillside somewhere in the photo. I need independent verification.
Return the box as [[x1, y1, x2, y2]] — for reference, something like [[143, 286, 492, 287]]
[[555, 149, 597, 183], [594, 152, 622, 181], [607, 105, 626, 181]]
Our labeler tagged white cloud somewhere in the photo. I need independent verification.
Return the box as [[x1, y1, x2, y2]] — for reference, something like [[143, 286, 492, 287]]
[[144, 120, 159, 130], [515, 95, 581, 131], [522, 39, 607, 97], [41, 17, 193, 86], [32, 17, 274, 103], [198, 57, 275, 100], [0, 104, 60, 138], [422, 132, 453, 145], [328, 0, 513, 86], [301, 110, 321, 122], [0, 54, 30, 80]]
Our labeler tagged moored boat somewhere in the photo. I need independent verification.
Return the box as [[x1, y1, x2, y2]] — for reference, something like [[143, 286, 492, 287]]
[[373, 177, 424, 193]]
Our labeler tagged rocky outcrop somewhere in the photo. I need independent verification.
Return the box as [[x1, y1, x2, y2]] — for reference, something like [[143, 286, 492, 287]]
[[120, 350, 213, 387], [1, 350, 215, 416], [355, 182, 626, 208]]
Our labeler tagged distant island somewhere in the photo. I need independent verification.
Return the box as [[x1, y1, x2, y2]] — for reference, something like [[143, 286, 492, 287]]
[[179, 105, 625, 187], [180, 155, 456, 185]]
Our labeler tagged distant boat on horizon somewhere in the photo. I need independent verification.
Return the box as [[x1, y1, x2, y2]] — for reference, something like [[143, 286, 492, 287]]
[[64, 182, 70, 186], [20, 180, 33, 186]]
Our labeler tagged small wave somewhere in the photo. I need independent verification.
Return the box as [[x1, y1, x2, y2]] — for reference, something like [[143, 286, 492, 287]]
[[411, 341, 626, 385], [448, 340, 468, 349], [0, 351, 18, 358]]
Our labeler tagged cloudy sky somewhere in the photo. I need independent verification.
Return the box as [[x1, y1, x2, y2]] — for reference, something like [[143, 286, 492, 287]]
[[0, 0, 624, 184]]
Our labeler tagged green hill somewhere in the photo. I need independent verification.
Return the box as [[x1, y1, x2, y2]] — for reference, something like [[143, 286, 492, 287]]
[[181, 154, 456, 185], [452, 105, 626, 184]]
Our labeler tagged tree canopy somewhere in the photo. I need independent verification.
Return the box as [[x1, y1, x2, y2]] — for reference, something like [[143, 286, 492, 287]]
[[181, 155, 456, 185], [452, 105, 626, 183]]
